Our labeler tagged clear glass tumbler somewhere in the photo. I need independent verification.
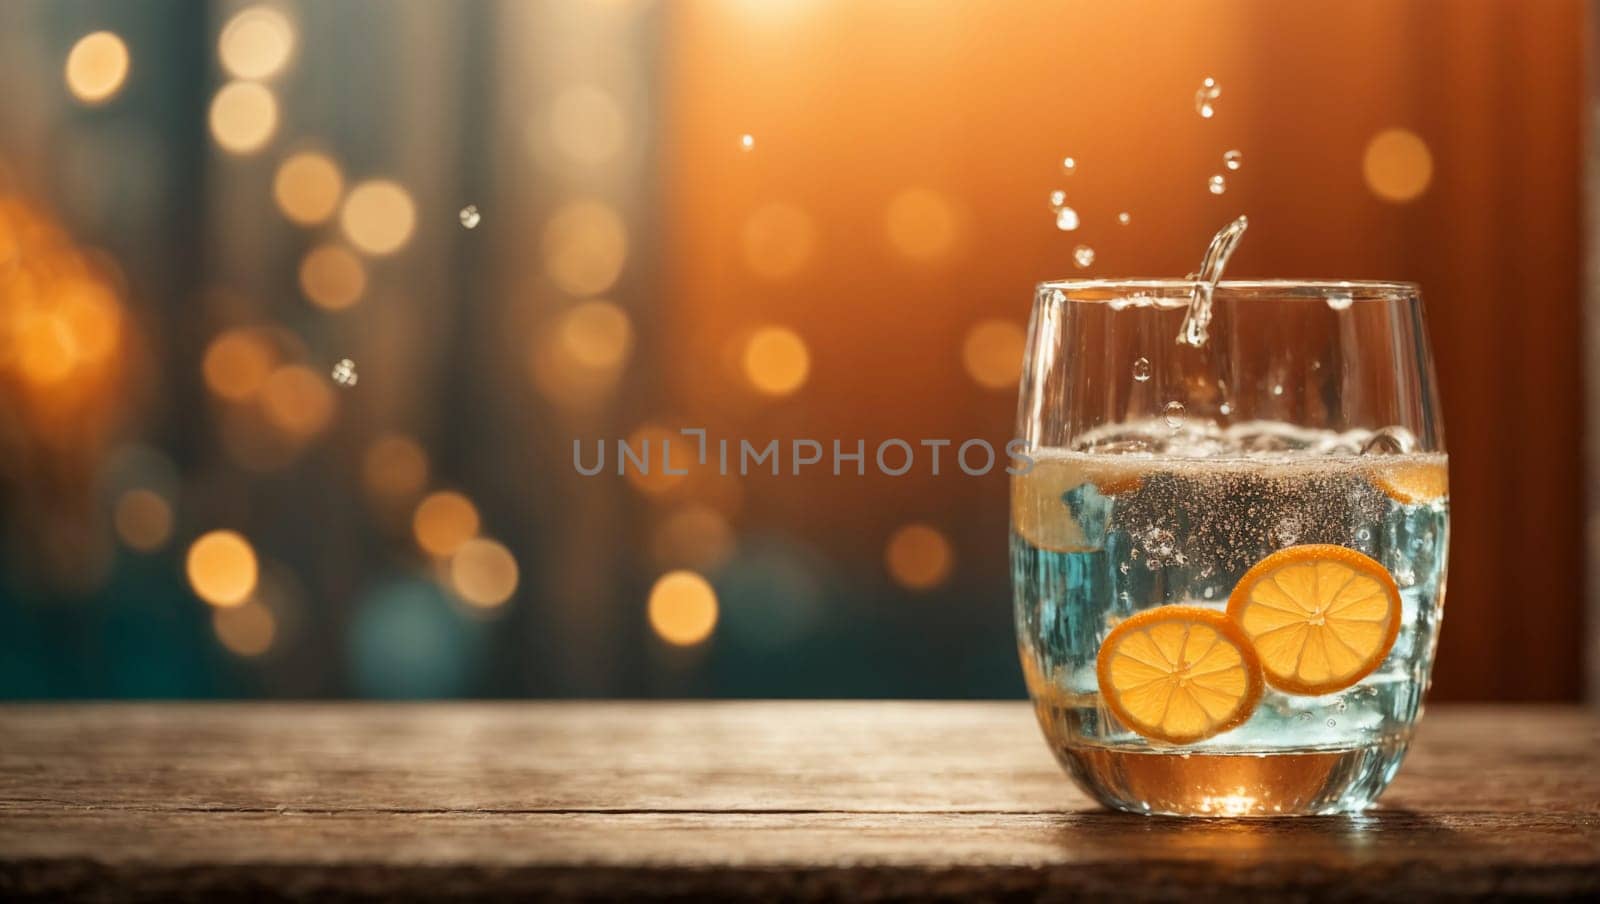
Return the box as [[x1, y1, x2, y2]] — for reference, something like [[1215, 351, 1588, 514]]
[[1012, 280, 1448, 816]]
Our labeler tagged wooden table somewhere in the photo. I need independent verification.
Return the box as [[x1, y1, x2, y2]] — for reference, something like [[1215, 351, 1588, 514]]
[[0, 703, 1595, 901]]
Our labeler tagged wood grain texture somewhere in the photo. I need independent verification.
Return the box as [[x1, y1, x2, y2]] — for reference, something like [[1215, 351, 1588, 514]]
[[1, 702, 1596, 901]]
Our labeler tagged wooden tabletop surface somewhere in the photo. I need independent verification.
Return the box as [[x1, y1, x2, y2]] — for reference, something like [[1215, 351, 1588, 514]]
[[0, 702, 1596, 901]]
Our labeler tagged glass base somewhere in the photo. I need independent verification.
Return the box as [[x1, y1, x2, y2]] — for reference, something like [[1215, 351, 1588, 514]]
[[1054, 736, 1411, 817]]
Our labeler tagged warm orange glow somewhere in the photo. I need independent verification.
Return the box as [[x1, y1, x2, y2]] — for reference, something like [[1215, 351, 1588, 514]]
[[651, 503, 734, 571], [363, 434, 429, 503], [647, 570, 718, 646], [741, 326, 809, 396], [218, 6, 295, 80], [741, 203, 813, 279], [212, 599, 276, 656], [65, 31, 129, 105], [209, 81, 278, 154], [885, 188, 959, 261], [259, 364, 336, 437], [341, 179, 416, 256], [449, 538, 520, 608], [298, 244, 366, 310], [560, 300, 633, 368], [529, 300, 634, 407], [203, 328, 276, 401], [622, 424, 692, 496], [885, 523, 953, 590], [1363, 128, 1433, 203], [543, 201, 627, 296], [273, 152, 343, 225], [962, 319, 1026, 390], [412, 491, 480, 557], [114, 489, 174, 552], [186, 530, 259, 607]]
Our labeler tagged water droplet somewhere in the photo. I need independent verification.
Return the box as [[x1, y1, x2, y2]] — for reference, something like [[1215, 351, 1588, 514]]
[[1356, 528, 1372, 542], [1202, 587, 1214, 599], [1055, 207, 1080, 231], [1117, 211, 1131, 225], [1049, 189, 1067, 208], [1195, 77, 1220, 118], [331, 358, 358, 388], [1061, 156, 1077, 175], [740, 133, 755, 151], [1224, 149, 1242, 171], [1131, 357, 1151, 382], [1218, 402, 1232, 416], [1162, 400, 1186, 430], [1326, 719, 1337, 728], [1072, 244, 1095, 268], [1208, 174, 1226, 194], [458, 205, 481, 229], [1327, 291, 1354, 311]]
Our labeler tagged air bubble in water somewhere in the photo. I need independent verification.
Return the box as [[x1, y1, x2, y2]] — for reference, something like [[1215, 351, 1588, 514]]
[[1195, 77, 1220, 118], [458, 205, 481, 229], [1219, 402, 1232, 415], [331, 358, 358, 388], [1327, 719, 1337, 728], [1208, 174, 1226, 194], [1055, 207, 1080, 231], [1049, 189, 1067, 208], [1061, 156, 1077, 175], [1163, 400, 1186, 429], [1328, 291, 1354, 311], [1117, 211, 1131, 225], [1224, 149, 1242, 171], [1073, 244, 1095, 268], [1131, 357, 1151, 382]]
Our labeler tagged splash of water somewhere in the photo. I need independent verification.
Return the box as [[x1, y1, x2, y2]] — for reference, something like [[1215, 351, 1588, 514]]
[[1176, 215, 1249, 347]]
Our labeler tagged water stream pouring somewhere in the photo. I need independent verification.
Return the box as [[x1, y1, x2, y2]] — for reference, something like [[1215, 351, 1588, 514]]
[[1177, 215, 1249, 347]]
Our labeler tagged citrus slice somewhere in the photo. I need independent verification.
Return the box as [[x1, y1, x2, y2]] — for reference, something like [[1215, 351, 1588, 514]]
[[1368, 460, 1448, 505], [1225, 544, 1402, 695], [1095, 606, 1263, 744], [1012, 456, 1143, 552]]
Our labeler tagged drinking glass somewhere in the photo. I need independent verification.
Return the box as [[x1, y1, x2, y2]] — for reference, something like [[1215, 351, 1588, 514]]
[[1012, 280, 1448, 817]]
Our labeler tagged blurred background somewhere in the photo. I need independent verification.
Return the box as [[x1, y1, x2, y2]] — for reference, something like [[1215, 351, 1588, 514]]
[[0, 0, 1588, 701]]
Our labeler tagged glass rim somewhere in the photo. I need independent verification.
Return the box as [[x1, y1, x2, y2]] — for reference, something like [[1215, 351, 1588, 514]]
[[1036, 278, 1419, 299]]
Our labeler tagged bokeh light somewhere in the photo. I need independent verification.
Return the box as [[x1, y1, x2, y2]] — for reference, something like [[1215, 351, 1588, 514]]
[[64, 31, 129, 105], [202, 328, 276, 401], [1363, 128, 1433, 203], [273, 151, 343, 225], [113, 489, 174, 552], [543, 200, 627, 296], [298, 243, 366, 310], [884, 188, 959, 261], [449, 537, 519, 608], [651, 503, 735, 571], [741, 203, 814, 279], [350, 579, 479, 698], [218, 5, 295, 81], [209, 81, 279, 154], [885, 523, 953, 590], [622, 424, 692, 496], [742, 326, 809, 396], [547, 84, 626, 164], [647, 570, 718, 646], [560, 299, 633, 368], [259, 364, 335, 437], [212, 598, 277, 657], [363, 434, 430, 504], [412, 491, 480, 557], [961, 319, 1026, 390], [529, 300, 634, 407], [341, 179, 416, 255], [185, 530, 259, 607]]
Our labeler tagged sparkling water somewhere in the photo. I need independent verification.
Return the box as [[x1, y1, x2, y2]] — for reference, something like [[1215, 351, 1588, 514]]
[[1012, 421, 1448, 815]]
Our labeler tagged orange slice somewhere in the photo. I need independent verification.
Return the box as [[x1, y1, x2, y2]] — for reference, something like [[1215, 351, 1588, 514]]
[[1226, 544, 1402, 695], [1095, 606, 1264, 744], [1012, 456, 1143, 552], [1369, 460, 1449, 505]]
